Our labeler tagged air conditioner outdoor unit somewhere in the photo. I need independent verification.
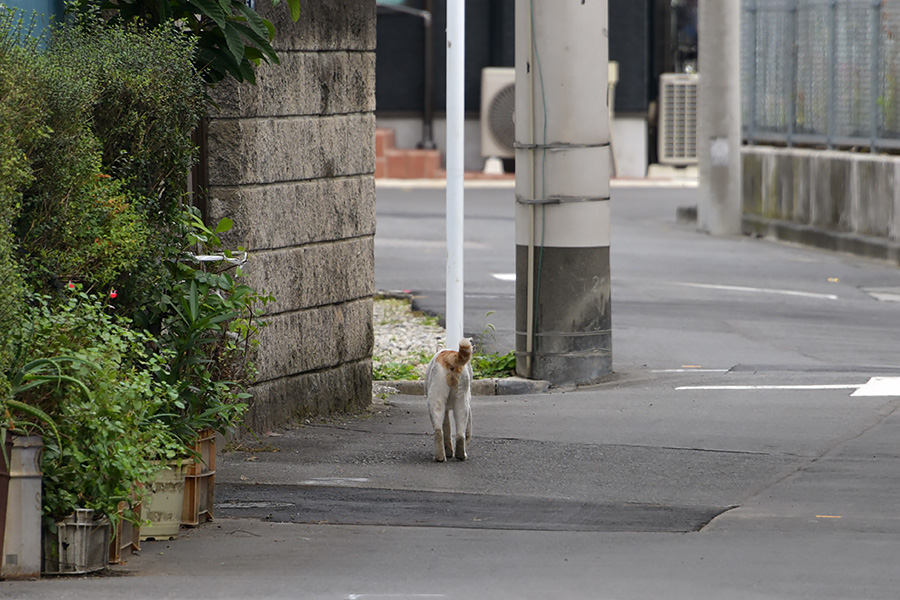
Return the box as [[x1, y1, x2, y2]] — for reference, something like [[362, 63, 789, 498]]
[[480, 67, 516, 159], [658, 73, 699, 166]]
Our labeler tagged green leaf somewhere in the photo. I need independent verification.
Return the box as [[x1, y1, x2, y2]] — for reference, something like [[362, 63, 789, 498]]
[[233, 1, 273, 41], [230, 21, 279, 64], [221, 21, 248, 65], [214, 217, 233, 234], [189, 280, 200, 322], [187, 0, 228, 30]]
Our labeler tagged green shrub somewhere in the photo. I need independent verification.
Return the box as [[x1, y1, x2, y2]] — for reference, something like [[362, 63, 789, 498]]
[[8, 16, 204, 296], [0, 12, 46, 374], [7, 291, 182, 525], [133, 207, 272, 437]]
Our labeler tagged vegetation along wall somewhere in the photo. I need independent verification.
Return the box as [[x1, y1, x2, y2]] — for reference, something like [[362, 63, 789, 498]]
[[206, 0, 377, 431]]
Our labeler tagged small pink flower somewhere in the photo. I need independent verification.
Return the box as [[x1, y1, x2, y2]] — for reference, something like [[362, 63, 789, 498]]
[[109, 289, 118, 299], [67, 281, 75, 290]]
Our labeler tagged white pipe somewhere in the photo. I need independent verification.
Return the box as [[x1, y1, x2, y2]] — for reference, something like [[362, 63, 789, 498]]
[[445, 0, 465, 349]]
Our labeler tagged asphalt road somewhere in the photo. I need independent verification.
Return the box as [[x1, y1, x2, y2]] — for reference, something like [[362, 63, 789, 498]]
[[6, 180, 900, 599]]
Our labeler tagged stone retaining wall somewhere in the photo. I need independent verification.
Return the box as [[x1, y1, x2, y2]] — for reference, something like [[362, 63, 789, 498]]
[[742, 146, 900, 263], [206, 0, 376, 432]]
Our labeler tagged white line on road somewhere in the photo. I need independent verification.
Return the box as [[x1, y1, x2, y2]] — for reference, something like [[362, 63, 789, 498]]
[[653, 369, 730, 373], [675, 282, 839, 301], [851, 376, 900, 396], [676, 384, 862, 391], [677, 377, 900, 397], [301, 478, 370, 486]]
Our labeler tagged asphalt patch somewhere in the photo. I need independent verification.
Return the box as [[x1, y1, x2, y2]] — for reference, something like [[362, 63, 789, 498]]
[[216, 483, 728, 533]]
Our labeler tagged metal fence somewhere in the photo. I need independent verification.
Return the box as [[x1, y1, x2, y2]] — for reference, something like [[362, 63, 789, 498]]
[[742, 0, 900, 151]]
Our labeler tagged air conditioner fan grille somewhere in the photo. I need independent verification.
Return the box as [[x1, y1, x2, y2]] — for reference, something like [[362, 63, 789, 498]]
[[487, 82, 516, 154]]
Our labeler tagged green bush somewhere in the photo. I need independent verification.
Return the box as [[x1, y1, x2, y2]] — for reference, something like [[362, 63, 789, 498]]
[[0, 12, 45, 378], [8, 291, 182, 525], [133, 207, 272, 438], [9, 16, 203, 296]]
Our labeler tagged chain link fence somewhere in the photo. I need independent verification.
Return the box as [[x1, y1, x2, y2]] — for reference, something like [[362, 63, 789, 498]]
[[743, 0, 900, 151]]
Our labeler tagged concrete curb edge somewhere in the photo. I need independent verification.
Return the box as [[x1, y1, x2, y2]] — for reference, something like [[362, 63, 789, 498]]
[[375, 377, 551, 396]]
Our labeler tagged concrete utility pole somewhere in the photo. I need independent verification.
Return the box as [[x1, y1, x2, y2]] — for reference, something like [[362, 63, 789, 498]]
[[514, 0, 612, 385], [698, 0, 742, 235]]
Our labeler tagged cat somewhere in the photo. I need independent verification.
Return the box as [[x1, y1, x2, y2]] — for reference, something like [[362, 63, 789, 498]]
[[424, 338, 474, 462]]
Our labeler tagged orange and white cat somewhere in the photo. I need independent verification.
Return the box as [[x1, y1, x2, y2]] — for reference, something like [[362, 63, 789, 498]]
[[424, 338, 473, 462]]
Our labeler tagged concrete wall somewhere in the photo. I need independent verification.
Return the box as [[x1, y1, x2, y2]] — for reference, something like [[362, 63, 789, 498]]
[[742, 146, 900, 263], [206, 0, 376, 432]]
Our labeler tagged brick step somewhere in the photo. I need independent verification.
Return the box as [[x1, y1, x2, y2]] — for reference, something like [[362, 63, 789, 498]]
[[376, 148, 442, 179], [375, 128, 395, 158]]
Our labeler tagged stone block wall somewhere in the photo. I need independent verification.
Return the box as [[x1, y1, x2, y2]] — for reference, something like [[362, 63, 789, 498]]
[[742, 146, 900, 263], [205, 0, 376, 432]]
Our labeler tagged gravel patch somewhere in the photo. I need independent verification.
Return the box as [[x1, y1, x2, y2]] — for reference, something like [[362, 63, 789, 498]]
[[373, 296, 444, 380]]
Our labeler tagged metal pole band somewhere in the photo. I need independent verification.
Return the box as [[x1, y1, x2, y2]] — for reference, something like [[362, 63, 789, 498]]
[[515, 142, 611, 150], [516, 195, 610, 205]]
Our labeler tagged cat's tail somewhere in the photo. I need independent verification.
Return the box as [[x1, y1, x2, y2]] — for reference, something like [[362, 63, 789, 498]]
[[454, 338, 473, 368]]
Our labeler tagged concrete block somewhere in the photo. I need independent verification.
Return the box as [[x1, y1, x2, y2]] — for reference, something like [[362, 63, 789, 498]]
[[791, 153, 811, 224], [211, 52, 375, 119], [207, 113, 376, 186], [809, 152, 851, 230], [241, 238, 374, 314], [257, 0, 376, 53], [853, 157, 895, 238], [741, 149, 764, 215], [208, 176, 376, 250], [245, 360, 372, 431], [253, 298, 373, 381]]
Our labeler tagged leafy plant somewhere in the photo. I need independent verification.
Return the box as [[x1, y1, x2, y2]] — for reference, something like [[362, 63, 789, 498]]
[[6, 291, 183, 526], [6, 16, 205, 296], [373, 361, 422, 382], [133, 207, 272, 437], [472, 351, 516, 379], [68, 0, 300, 85]]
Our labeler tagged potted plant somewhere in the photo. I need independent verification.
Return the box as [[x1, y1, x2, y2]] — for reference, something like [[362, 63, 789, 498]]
[[1, 358, 70, 579], [134, 208, 272, 528], [5, 291, 184, 573]]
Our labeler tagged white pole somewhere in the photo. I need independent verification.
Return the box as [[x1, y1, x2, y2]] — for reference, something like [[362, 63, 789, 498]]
[[446, 0, 465, 349]]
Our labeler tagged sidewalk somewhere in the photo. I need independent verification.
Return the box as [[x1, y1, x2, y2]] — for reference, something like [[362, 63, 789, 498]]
[[6, 176, 900, 599]]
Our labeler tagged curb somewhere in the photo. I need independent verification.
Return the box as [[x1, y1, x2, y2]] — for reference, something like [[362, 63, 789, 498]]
[[376, 376, 551, 396]]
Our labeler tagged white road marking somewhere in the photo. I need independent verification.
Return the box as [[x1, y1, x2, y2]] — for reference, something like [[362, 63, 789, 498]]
[[301, 478, 370, 486], [653, 368, 730, 373], [347, 594, 447, 600], [675, 282, 839, 301], [862, 287, 900, 302], [677, 377, 900, 397], [676, 384, 862, 391], [375, 239, 489, 250], [492, 273, 516, 282], [851, 376, 900, 396]]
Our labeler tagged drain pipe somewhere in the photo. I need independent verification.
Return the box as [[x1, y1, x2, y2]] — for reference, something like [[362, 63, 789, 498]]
[[377, 2, 436, 150]]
